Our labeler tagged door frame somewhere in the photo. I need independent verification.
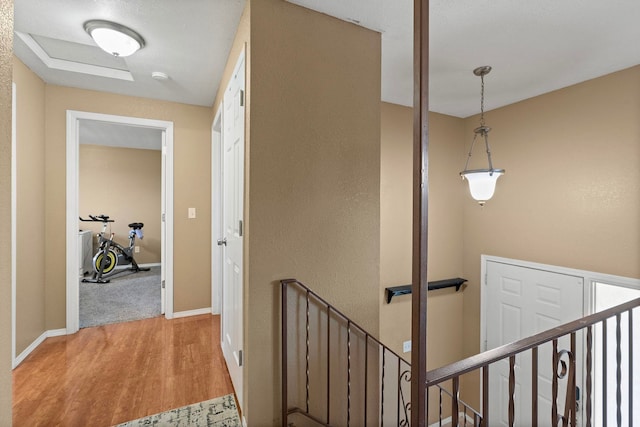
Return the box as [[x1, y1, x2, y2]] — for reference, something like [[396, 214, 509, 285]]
[[11, 82, 17, 366], [480, 254, 640, 353], [211, 107, 223, 315], [65, 110, 174, 333]]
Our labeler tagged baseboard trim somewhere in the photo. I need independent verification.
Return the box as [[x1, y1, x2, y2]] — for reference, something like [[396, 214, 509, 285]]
[[172, 308, 212, 319], [13, 328, 68, 369]]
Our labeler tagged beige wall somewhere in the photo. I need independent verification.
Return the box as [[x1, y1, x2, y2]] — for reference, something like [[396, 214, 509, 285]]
[[0, 0, 14, 421], [460, 65, 640, 405], [243, 0, 381, 423], [79, 144, 162, 265], [13, 58, 47, 355], [44, 86, 213, 327], [380, 104, 466, 423], [380, 103, 466, 368]]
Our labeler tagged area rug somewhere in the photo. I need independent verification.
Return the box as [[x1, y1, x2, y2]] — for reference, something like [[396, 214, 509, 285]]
[[114, 394, 241, 426], [80, 266, 161, 328]]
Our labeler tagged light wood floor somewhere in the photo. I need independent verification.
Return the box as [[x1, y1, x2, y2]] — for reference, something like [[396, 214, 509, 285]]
[[13, 314, 235, 426]]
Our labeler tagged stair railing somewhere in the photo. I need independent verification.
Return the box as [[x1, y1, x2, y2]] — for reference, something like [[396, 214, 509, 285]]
[[281, 278, 479, 426], [425, 296, 639, 427]]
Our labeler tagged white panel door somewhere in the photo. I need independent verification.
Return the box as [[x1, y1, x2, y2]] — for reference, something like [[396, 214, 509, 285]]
[[221, 51, 245, 410], [486, 261, 584, 426]]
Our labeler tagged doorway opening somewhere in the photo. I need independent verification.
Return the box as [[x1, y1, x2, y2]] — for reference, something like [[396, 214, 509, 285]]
[[66, 110, 174, 333]]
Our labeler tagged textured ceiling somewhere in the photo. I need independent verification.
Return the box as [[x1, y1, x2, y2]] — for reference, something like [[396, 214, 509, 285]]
[[289, 0, 640, 117], [14, 0, 246, 108], [13, 0, 640, 120]]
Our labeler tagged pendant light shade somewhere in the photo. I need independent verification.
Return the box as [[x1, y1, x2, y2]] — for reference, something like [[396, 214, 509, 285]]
[[461, 169, 504, 202], [460, 66, 505, 206], [84, 20, 145, 57]]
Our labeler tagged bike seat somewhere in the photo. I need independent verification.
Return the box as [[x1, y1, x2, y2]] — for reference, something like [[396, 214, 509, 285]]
[[128, 222, 144, 230]]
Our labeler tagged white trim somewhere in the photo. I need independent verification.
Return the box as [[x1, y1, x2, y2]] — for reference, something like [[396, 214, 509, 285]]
[[11, 82, 17, 366], [15, 32, 135, 81], [172, 308, 212, 319], [12, 328, 67, 369], [211, 107, 223, 315], [66, 110, 174, 333]]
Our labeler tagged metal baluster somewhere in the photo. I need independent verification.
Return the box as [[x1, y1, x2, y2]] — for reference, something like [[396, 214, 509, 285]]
[[327, 306, 331, 425], [552, 339, 558, 426], [570, 333, 577, 427], [616, 313, 622, 427], [586, 326, 592, 427], [439, 387, 443, 426], [452, 377, 460, 427], [603, 319, 608, 425], [396, 360, 401, 426], [347, 320, 351, 427], [629, 310, 634, 426], [482, 365, 489, 427], [364, 334, 368, 427], [509, 355, 516, 427], [281, 282, 288, 427], [532, 347, 538, 427], [306, 290, 310, 414], [380, 348, 385, 427]]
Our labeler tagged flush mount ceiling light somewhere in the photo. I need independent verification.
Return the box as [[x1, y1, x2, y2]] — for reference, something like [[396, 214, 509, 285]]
[[84, 20, 145, 57], [460, 66, 505, 206]]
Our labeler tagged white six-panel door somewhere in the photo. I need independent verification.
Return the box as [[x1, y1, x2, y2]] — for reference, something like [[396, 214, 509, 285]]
[[485, 260, 584, 426], [221, 51, 245, 410]]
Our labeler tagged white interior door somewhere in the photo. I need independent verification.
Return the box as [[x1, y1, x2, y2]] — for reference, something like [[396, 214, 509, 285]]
[[485, 260, 584, 426], [221, 50, 245, 409]]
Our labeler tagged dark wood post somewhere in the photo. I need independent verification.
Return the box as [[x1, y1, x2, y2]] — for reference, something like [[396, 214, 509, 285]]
[[411, 0, 430, 426]]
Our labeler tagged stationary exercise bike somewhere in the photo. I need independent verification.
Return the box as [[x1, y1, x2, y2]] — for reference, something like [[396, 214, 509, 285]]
[[80, 214, 150, 283]]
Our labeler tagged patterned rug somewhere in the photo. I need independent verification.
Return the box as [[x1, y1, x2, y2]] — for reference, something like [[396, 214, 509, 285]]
[[114, 394, 241, 426]]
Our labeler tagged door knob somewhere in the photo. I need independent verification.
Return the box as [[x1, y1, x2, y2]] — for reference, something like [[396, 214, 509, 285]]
[[217, 238, 227, 246]]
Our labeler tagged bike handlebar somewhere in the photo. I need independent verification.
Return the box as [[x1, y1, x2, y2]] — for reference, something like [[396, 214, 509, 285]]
[[79, 215, 114, 223]]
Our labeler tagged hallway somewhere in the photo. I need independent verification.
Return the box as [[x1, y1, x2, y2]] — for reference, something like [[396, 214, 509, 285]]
[[12, 314, 234, 426]]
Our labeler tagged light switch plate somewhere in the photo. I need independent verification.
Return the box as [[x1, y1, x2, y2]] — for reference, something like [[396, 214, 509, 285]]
[[188, 207, 196, 219], [403, 340, 411, 353]]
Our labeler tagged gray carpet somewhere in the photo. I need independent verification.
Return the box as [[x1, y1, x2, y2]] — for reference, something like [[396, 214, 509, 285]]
[[114, 394, 241, 427], [80, 266, 161, 328]]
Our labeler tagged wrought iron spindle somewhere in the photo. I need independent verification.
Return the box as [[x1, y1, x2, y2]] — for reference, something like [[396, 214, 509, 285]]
[[603, 318, 608, 424], [380, 348, 385, 427], [397, 361, 401, 425], [552, 339, 558, 426], [508, 355, 516, 427], [306, 290, 310, 414], [616, 313, 622, 427], [281, 281, 288, 427], [327, 306, 331, 425], [439, 387, 443, 426], [452, 376, 460, 426], [482, 365, 489, 427], [347, 320, 351, 427], [532, 346, 538, 427], [586, 325, 592, 427], [364, 334, 368, 427], [629, 309, 634, 426]]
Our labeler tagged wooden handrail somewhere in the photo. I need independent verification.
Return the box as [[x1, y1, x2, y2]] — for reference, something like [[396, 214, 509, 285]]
[[425, 297, 640, 386]]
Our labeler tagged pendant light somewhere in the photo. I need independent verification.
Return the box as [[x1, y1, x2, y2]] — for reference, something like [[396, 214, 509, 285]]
[[460, 66, 505, 206], [84, 20, 145, 57]]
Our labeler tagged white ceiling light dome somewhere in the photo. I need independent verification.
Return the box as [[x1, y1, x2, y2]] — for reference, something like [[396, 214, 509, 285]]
[[84, 20, 145, 57]]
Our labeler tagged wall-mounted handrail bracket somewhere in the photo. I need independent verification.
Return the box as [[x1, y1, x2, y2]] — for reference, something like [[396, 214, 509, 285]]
[[385, 277, 467, 303]]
